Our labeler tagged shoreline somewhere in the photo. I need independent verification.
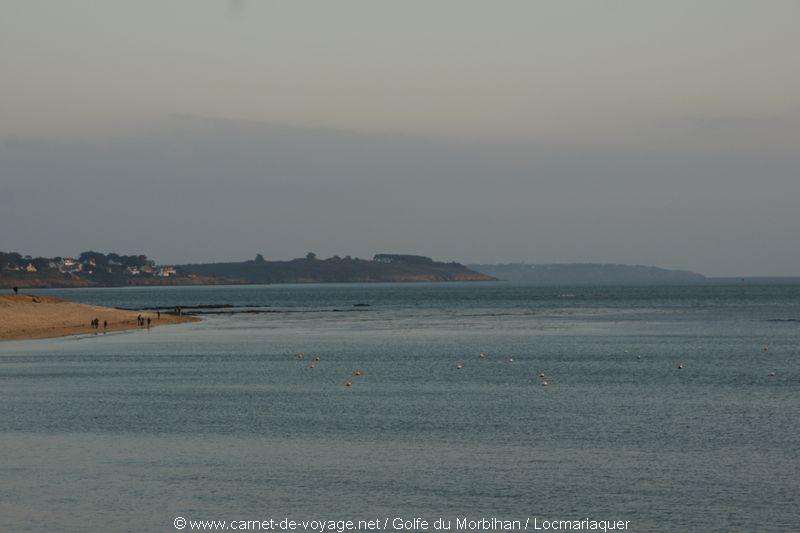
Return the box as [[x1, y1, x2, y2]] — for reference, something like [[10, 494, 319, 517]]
[[1, 278, 498, 290], [0, 294, 199, 342]]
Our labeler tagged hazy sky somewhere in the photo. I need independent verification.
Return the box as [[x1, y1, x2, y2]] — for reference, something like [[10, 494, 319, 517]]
[[1, 1, 799, 276]]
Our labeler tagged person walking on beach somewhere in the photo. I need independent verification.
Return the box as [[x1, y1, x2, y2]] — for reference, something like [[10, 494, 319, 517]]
[[146, 317, 151, 328], [157, 311, 160, 320], [12, 286, 18, 295], [103, 320, 108, 330]]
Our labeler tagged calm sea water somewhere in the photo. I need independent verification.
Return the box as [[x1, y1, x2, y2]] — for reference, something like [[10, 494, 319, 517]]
[[1, 283, 798, 532]]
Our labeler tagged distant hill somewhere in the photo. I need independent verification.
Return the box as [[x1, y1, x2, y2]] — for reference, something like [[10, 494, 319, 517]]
[[468, 263, 706, 285], [180, 254, 495, 284]]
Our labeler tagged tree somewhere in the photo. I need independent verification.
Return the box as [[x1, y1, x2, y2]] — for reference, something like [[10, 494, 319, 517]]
[[79, 251, 108, 267], [305, 252, 317, 261], [255, 254, 265, 263]]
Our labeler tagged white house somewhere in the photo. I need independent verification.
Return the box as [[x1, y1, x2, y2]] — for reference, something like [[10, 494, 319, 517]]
[[157, 266, 177, 277]]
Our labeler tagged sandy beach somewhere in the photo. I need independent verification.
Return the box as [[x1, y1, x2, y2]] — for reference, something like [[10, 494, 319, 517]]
[[0, 294, 198, 341]]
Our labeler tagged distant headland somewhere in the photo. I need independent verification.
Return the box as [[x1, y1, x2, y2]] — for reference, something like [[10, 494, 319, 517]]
[[181, 253, 495, 284], [468, 263, 706, 285], [0, 251, 494, 288]]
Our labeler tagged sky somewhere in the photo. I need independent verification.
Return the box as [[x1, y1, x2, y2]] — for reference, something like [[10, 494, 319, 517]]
[[1, 0, 799, 276]]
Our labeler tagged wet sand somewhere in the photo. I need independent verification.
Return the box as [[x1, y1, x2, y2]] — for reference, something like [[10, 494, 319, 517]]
[[0, 294, 198, 341]]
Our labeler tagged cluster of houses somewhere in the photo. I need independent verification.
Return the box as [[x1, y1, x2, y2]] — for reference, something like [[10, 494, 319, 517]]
[[1, 260, 40, 273], [1, 253, 179, 278], [122, 265, 177, 277]]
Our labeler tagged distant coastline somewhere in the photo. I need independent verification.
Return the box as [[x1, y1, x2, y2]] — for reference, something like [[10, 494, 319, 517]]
[[468, 263, 707, 285], [1, 251, 494, 288], [11, 250, 796, 289]]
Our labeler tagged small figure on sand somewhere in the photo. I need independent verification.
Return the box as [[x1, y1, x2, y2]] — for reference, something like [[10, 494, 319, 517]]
[[103, 320, 108, 330], [146, 317, 151, 328], [157, 311, 160, 320], [12, 286, 18, 295], [137, 314, 143, 326]]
